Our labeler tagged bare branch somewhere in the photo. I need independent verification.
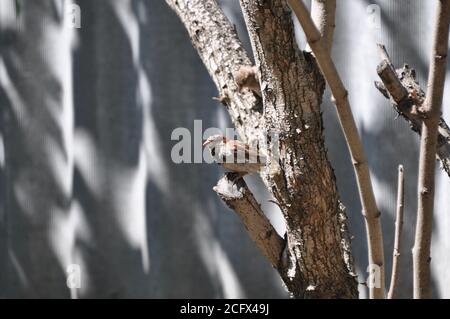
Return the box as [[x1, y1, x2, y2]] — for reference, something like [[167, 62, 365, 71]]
[[214, 173, 285, 268], [376, 60, 408, 103], [287, 0, 385, 298], [307, 0, 336, 52], [375, 45, 450, 178], [388, 165, 405, 299], [413, 0, 450, 299], [377, 44, 395, 69]]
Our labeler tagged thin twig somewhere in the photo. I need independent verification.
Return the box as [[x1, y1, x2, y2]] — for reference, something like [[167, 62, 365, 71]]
[[287, 0, 385, 299], [413, 0, 450, 299], [388, 165, 405, 299]]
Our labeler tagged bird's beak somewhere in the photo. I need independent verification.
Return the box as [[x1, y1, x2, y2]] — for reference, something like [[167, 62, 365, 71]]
[[202, 140, 210, 147]]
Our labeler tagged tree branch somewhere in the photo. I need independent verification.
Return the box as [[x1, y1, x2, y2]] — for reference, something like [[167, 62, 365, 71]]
[[388, 165, 405, 299], [307, 0, 336, 52], [214, 173, 285, 268], [287, 0, 385, 298], [167, 0, 358, 298], [165, 0, 262, 143], [413, 0, 450, 299], [375, 44, 450, 178], [165, 0, 291, 287]]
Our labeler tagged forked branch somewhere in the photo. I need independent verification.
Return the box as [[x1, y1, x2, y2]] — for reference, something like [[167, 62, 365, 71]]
[[287, 0, 385, 298], [307, 0, 336, 52], [413, 0, 450, 299], [168, 0, 358, 298]]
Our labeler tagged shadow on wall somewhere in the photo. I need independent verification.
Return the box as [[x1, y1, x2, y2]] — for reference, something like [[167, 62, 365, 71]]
[[0, 0, 73, 298], [3, 0, 447, 299], [0, 129, 6, 297], [73, 0, 152, 298], [0, 0, 287, 299]]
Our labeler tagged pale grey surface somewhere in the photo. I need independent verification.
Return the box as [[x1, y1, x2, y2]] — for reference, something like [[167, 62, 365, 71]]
[[0, 0, 449, 298]]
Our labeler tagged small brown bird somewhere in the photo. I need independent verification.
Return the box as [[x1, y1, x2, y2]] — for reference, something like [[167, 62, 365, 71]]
[[234, 65, 261, 97], [203, 135, 266, 178]]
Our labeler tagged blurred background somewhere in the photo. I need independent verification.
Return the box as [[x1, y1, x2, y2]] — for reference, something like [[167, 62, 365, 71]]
[[0, 0, 449, 298]]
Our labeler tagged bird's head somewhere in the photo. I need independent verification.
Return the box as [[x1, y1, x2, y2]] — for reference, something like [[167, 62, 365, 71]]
[[203, 134, 227, 148]]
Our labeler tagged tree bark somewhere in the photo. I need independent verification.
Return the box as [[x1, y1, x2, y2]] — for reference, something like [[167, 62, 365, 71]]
[[239, 0, 359, 299], [166, 0, 358, 298], [287, 0, 385, 298]]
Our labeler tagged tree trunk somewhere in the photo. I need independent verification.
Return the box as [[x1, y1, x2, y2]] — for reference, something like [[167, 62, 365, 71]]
[[167, 0, 358, 298]]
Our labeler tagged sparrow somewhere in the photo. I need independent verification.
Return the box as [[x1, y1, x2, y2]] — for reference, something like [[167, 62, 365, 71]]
[[203, 135, 266, 179], [234, 65, 261, 97]]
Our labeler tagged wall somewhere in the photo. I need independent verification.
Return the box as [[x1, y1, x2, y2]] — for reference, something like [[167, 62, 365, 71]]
[[0, 0, 449, 298]]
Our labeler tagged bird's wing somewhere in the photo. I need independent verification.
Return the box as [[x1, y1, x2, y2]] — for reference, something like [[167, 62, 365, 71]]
[[228, 140, 267, 164]]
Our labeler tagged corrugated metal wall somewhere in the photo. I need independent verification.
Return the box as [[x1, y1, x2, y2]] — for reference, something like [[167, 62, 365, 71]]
[[0, 0, 449, 298]]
